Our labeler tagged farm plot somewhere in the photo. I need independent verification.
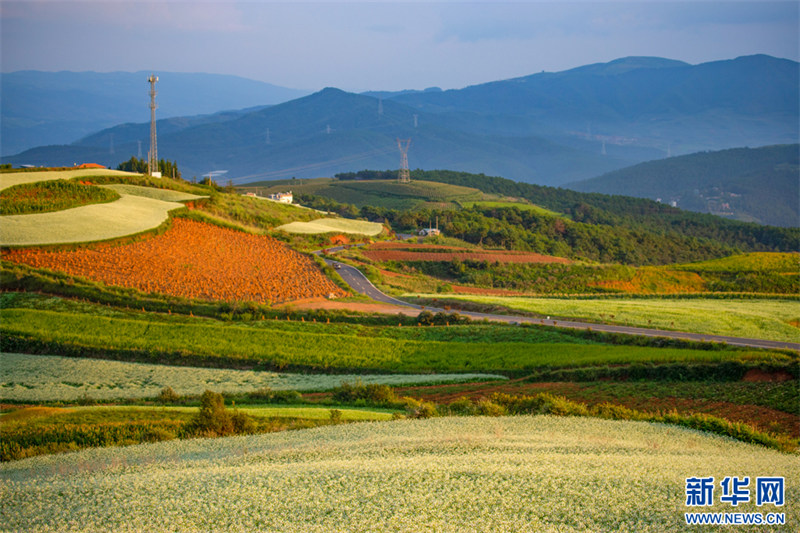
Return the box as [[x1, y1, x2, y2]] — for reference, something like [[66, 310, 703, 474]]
[[99, 184, 206, 203], [0, 195, 187, 246], [2, 218, 347, 303], [0, 353, 505, 402], [408, 294, 800, 343], [0, 169, 137, 192], [2, 416, 796, 532], [276, 217, 384, 236]]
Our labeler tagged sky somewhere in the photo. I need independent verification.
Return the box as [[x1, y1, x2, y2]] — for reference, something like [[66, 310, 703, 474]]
[[2, 0, 798, 92]]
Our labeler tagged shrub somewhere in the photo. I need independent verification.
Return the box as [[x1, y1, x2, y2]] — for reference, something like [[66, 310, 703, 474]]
[[249, 387, 303, 404], [403, 397, 438, 419], [448, 396, 477, 415], [158, 386, 180, 403], [331, 381, 397, 405], [186, 390, 255, 438], [475, 399, 506, 417]]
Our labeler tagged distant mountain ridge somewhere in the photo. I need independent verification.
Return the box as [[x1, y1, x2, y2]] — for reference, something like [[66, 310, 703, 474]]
[[567, 144, 799, 227], [3, 55, 797, 191], [1, 71, 309, 155]]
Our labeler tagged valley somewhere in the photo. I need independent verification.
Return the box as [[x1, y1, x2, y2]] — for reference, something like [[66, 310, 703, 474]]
[[1, 161, 797, 530]]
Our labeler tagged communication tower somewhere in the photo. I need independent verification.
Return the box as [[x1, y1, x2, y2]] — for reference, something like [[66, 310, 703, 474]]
[[147, 74, 160, 177], [396, 138, 411, 183]]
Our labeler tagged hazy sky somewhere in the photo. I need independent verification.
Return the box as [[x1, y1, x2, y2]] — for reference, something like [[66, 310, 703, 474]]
[[2, 1, 798, 91]]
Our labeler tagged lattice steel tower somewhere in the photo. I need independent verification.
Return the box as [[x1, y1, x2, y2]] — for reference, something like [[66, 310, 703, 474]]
[[147, 74, 159, 176], [396, 138, 411, 183]]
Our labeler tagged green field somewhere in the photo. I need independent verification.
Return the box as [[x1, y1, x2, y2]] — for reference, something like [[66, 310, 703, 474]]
[[407, 294, 800, 343], [460, 200, 562, 217], [2, 416, 797, 532], [2, 306, 789, 376], [247, 178, 495, 211], [0, 169, 138, 192], [0, 181, 121, 215], [674, 252, 800, 273]]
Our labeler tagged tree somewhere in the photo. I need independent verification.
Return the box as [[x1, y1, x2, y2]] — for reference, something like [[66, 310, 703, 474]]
[[187, 390, 254, 437]]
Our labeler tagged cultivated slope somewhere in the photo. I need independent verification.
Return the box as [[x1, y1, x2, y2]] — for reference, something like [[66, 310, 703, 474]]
[[2, 416, 797, 532]]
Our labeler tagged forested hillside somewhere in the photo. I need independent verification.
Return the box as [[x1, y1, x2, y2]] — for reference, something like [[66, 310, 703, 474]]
[[326, 170, 799, 265], [568, 145, 799, 227]]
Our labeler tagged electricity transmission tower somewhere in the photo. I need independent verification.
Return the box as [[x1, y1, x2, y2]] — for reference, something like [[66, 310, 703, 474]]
[[147, 74, 159, 177], [396, 138, 411, 183]]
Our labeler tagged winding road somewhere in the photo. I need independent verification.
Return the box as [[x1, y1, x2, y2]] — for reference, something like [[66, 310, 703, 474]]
[[319, 254, 800, 352]]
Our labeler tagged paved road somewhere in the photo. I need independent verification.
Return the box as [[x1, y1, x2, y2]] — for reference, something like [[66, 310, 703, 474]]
[[320, 256, 800, 352]]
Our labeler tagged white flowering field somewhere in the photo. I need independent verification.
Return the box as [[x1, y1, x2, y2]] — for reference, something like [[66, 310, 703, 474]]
[[276, 217, 384, 235], [0, 194, 186, 246], [100, 183, 207, 202], [1, 416, 796, 532], [0, 353, 505, 401]]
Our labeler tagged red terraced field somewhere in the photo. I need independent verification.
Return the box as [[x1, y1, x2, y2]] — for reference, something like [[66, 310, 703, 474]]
[[2, 218, 347, 304]]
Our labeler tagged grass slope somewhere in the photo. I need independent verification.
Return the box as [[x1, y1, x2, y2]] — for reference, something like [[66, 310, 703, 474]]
[[407, 294, 800, 343], [2, 416, 797, 532], [1, 307, 784, 375]]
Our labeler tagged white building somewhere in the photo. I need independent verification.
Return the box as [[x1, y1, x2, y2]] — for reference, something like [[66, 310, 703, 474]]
[[268, 191, 293, 204]]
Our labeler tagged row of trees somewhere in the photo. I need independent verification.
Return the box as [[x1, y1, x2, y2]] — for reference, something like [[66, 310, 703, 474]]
[[335, 168, 799, 253], [116, 156, 181, 179]]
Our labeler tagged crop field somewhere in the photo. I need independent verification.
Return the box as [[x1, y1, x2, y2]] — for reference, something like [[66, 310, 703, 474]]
[[1, 405, 395, 424], [3, 306, 787, 375], [2, 218, 347, 303], [2, 416, 797, 532], [100, 184, 207, 203], [460, 200, 562, 217], [0, 353, 505, 402], [0, 169, 137, 192], [0, 180, 121, 215], [250, 178, 492, 210], [674, 252, 800, 273], [407, 294, 800, 343], [276, 217, 384, 235], [0, 194, 188, 246]]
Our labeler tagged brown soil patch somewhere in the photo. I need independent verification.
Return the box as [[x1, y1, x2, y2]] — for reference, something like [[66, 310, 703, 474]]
[[394, 381, 799, 438], [742, 369, 795, 382], [280, 298, 418, 316]]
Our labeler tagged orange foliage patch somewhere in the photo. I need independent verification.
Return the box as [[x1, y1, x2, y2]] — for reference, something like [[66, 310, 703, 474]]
[[329, 234, 349, 245], [589, 268, 705, 294], [2, 218, 347, 304]]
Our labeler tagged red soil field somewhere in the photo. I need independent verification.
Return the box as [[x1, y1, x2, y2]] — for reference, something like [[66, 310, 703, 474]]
[[2, 218, 347, 304]]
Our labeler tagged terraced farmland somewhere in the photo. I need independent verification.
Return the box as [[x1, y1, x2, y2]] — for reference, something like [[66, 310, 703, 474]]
[[3, 218, 347, 303], [276, 217, 384, 235], [0, 353, 504, 402], [2, 416, 797, 532]]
